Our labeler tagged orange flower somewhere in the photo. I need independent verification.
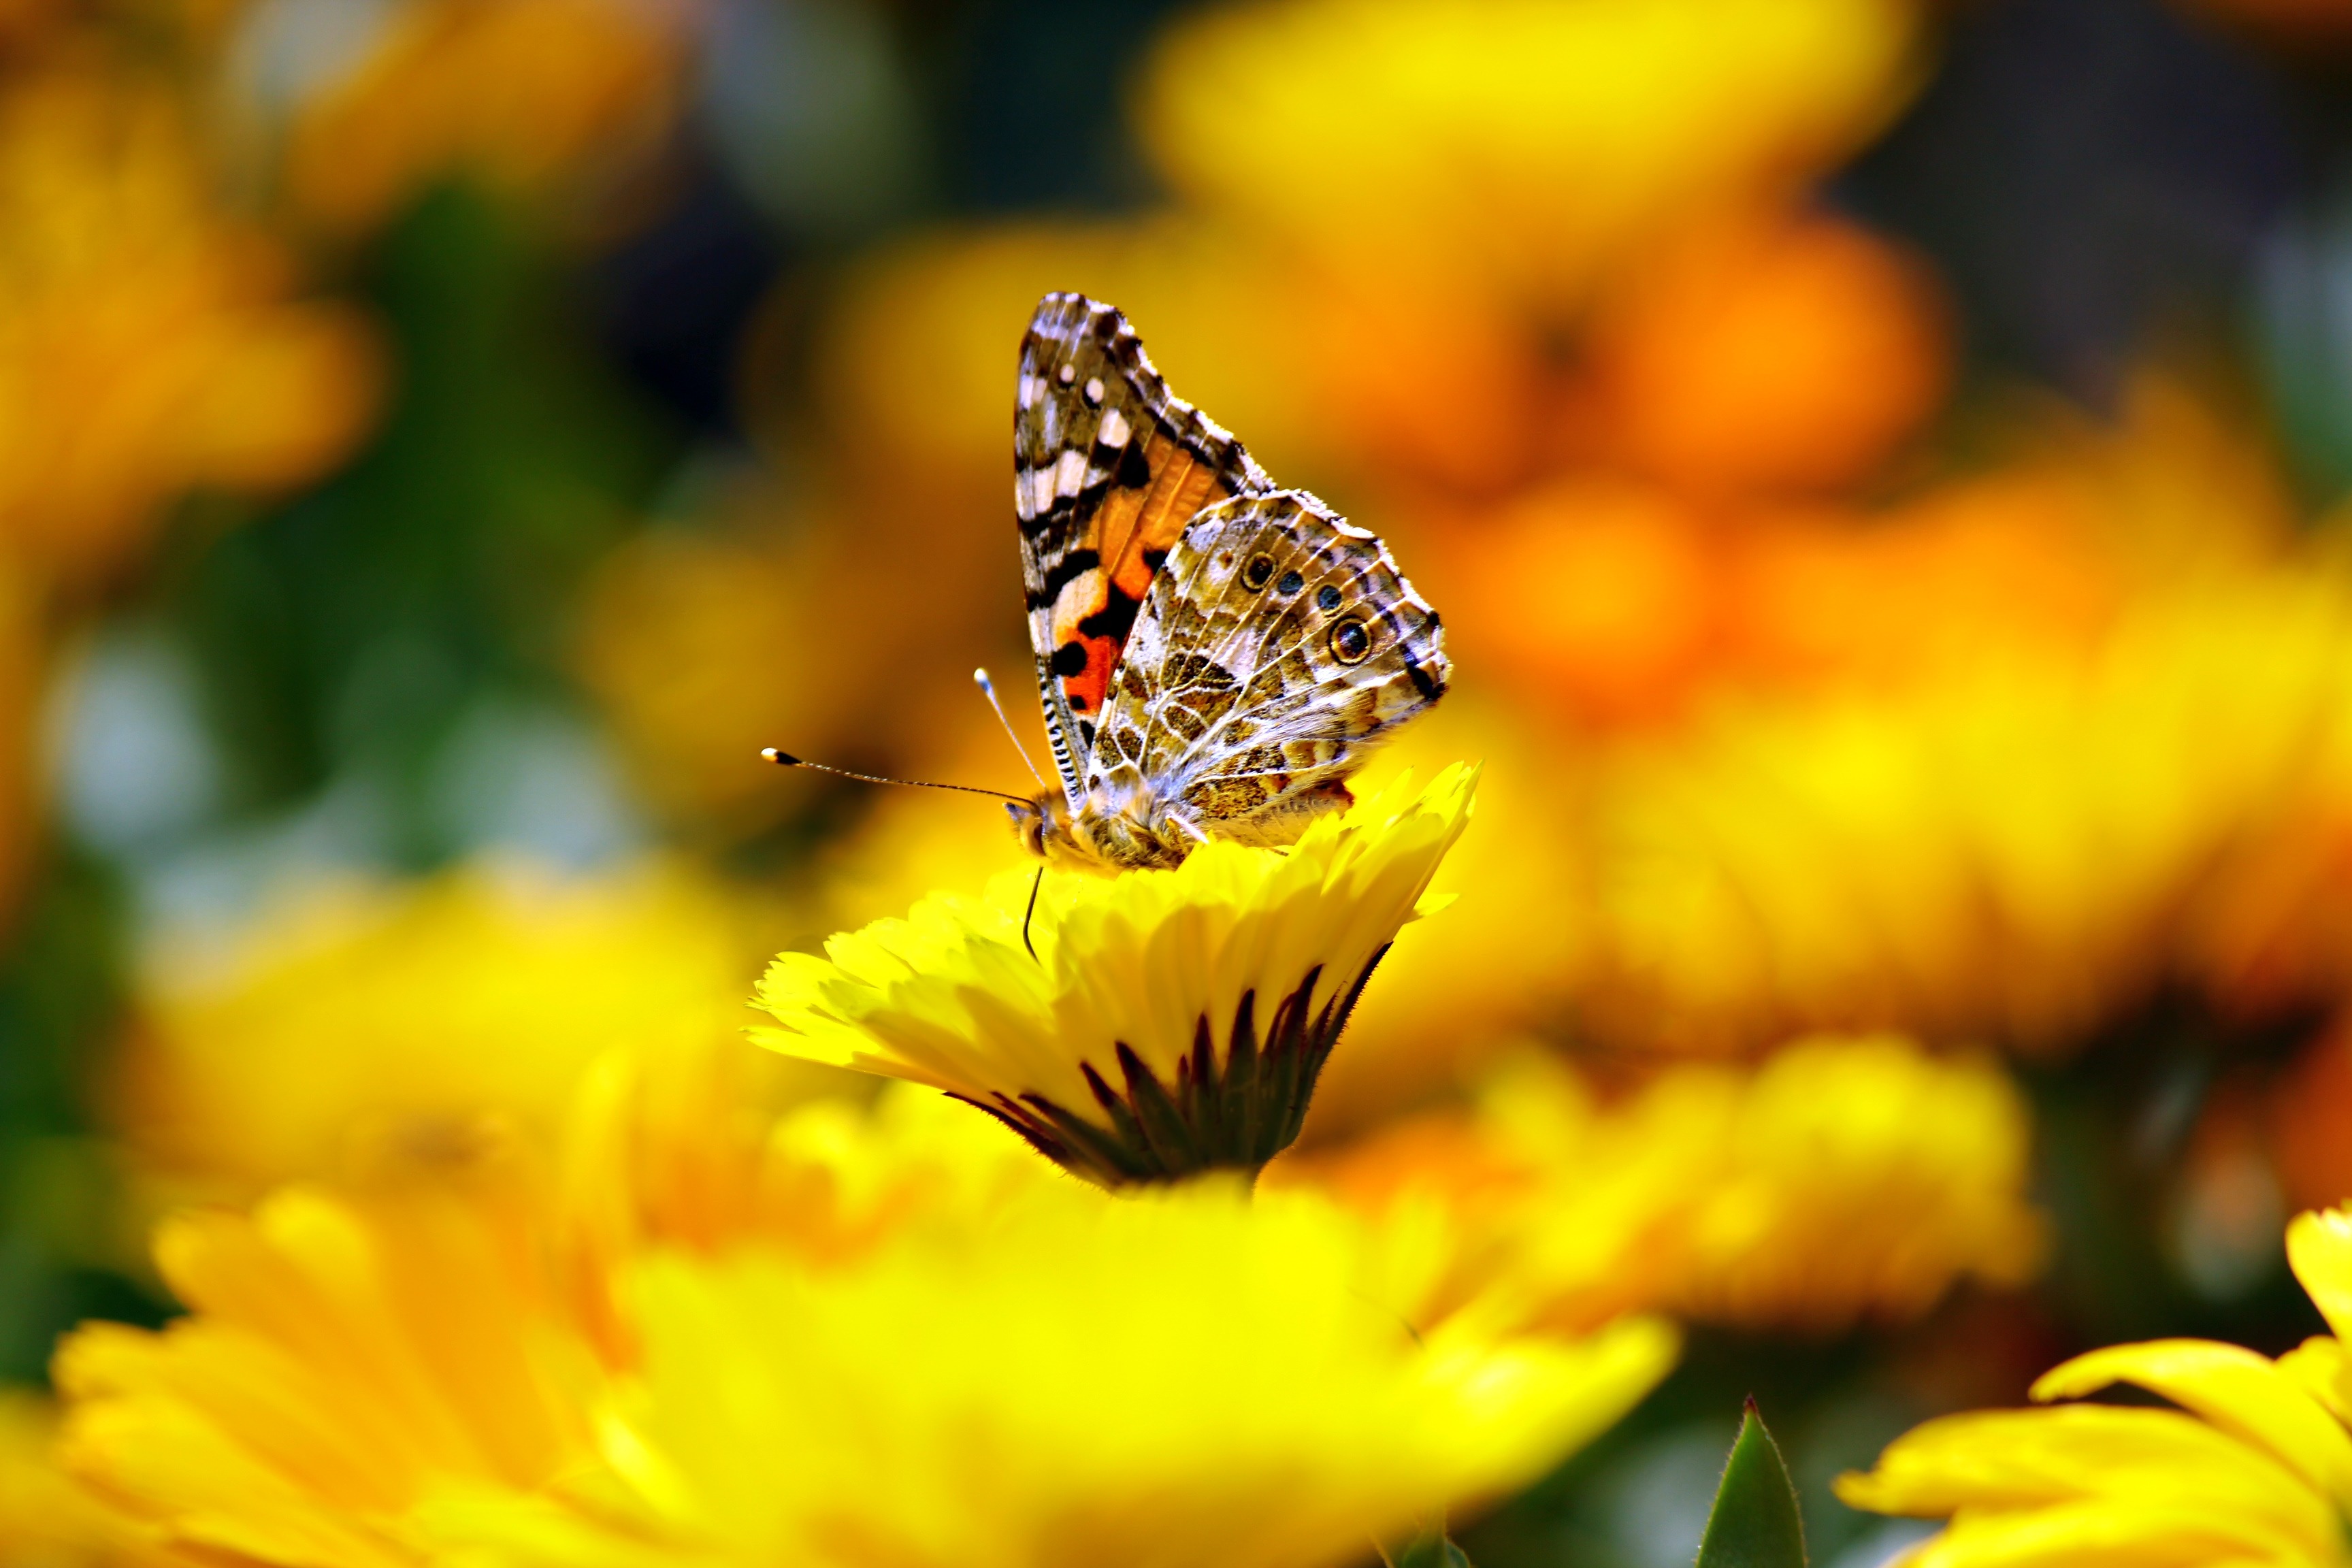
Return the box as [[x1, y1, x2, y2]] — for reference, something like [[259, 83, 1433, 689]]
[[284, 0, 683, 233], [1584, 213, 1953, 497], [1416, 464, 2118, 733], [0, 69, 378, 585]]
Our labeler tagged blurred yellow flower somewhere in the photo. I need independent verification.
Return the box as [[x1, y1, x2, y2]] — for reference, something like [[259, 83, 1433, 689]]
[[457, 1179, 1674, 1568], [284, 0, 682, 234], [0, 1389, 180, 1567], [1139, 0, 1919, 312], [1287, 1035, 2044, 1337], [751, 766, 1476, 1183], [60, 1075, 1674, 1568], [555, 1052, 1020, 1359], [0, 68, 378, 585], [576, 523, 840, 834], [57, 1166, 602, 1568], [115, 858, 762, 1196], [1837, 1205, 2352, 1567], [1571, 559, 2352, 1054]]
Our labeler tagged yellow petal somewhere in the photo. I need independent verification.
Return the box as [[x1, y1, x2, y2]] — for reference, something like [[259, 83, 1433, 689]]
[[2280, 1336, 2352, 1430], [2031, 1339, 2352, 1507], [1836, 1405, 2335, 1551], [2289, 1208, 2352, 1345], [1908, 1499, 2329, 1568]]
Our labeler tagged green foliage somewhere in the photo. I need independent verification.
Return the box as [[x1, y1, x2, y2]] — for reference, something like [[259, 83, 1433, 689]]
[[173, 181, 677, 866], [0, 848, 166, 1381], [1694, 1399, 1806, 1568]]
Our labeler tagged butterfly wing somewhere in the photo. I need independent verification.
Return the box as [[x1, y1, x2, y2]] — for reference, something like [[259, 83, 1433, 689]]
[[1015, 293, 1273, 808], [1090, 490, 1449, 841]]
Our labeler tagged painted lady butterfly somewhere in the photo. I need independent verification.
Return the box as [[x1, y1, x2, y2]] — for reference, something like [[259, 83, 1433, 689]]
[[1005, 293, 1450, 872]]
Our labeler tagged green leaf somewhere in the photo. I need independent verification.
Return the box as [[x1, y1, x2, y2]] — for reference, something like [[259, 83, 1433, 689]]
[[1694, 1397, 1807, 1568], [1396, 1530, 1472, 1568]]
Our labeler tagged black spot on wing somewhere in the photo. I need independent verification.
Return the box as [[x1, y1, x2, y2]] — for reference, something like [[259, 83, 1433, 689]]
[[1404, 653, 1441, 700], [1077, 589, 1143, 644], [1117, 443, 1152, 489], [1404, 612, 1443, 700], [1029, 549, 1100, 610]]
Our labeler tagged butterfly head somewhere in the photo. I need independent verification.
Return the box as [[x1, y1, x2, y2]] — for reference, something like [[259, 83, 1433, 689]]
[[1006, 789, 1068, 862]]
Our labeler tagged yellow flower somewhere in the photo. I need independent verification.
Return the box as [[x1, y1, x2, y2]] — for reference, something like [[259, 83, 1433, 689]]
[[0, 67, 378, 585], [59, 1079, 1674, 1568], [1137, 0, 1920, 310], [116, 858, 764, 1197], [1836, 1205, 2352, 1567], [1285, 1035, 2045, 1337], [750, 766, 1476, 1184], [284, 0, 683, 233], [457, 1180, 1675, 1568], [56, 1166, 604, 1568], [1570, 551, 2352, 1054], [0, 1388, 181, 1567]]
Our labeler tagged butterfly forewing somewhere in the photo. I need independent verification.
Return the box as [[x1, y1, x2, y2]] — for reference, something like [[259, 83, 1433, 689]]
[[1091, 491, 1449, 841], [1014, 293, 1271, 806]]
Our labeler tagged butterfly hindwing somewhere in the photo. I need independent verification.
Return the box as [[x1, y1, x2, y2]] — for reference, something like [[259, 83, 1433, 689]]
[[1015, 293, 1271, 806], [1090, 490, 1449, 841]]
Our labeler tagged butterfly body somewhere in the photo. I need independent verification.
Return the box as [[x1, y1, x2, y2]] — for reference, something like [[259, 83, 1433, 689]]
[[1010, 293, 1448, 873]]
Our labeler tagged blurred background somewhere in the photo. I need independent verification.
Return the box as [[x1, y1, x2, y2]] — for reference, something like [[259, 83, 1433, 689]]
[[8, 0, 2352, 1563]]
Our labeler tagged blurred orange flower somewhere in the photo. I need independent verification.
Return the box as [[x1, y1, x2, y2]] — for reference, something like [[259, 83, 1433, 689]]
[[1424, 466, 2117, 732], [1582, 213, 1953, 497], [284, 0, 683, 234], [0, 68, 378, 586]]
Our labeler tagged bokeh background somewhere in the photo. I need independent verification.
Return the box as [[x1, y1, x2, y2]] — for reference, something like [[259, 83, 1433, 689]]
[[7, 0, 2352, 1563]]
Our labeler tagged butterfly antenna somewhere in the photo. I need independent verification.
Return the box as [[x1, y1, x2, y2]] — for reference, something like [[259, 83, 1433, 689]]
[[760, 749, 1028, 804], [973, 668, 1048, 791]]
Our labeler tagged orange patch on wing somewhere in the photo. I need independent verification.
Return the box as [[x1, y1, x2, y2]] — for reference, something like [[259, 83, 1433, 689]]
[[1064, 631, 1120, 716], [1052, 435, 1243, 719], [1096, 434, 1230, 597]]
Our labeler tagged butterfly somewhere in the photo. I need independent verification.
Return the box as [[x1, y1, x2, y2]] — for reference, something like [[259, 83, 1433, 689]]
[[1004, 292, 1449, 872]]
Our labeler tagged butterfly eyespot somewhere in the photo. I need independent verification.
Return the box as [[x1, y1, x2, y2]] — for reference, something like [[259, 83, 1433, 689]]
[[1056, 364, 1077, 386], [1316, 584, 1341, 612], [1277, 570, 1304, 595], [1241, 554, 1276, 591], [1328, 617, 1372, 664]]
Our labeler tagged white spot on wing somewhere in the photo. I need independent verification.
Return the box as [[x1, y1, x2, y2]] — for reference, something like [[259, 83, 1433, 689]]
[[1083, 376, 1105, 406], [1057, 364, 1077, 385], [1054, 448, 1087, 497], [1098, 407, 1130, 447]]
